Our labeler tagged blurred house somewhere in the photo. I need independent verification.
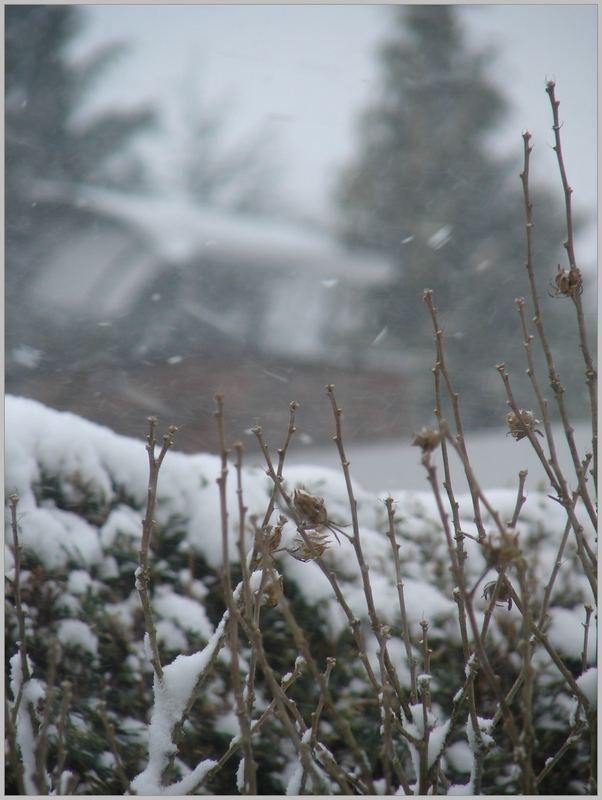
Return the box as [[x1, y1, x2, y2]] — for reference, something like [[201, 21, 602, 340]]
[[8, 184, 420, 450]]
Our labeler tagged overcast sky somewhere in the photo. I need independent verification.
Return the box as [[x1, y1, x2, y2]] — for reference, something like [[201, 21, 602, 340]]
[[71, 3, 597, 266]]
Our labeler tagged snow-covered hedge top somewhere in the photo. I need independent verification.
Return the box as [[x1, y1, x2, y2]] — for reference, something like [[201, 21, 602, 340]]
[[5, 394, 595, 662]]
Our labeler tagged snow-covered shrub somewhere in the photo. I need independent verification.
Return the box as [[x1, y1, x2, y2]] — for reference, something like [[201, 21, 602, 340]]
[[4, 386, 595, 794]]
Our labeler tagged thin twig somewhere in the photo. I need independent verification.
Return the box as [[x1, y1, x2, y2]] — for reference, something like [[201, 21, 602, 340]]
[[326, 384, 413, 721], [516, 559, 537, 794], [420, 450, 523, 753], [544, 80, 597, 489], [580, 604, 594, 675], [231, 592, 331, 793], [384, 497, 419, 703], [50, 680, 72, 794], [423, 290, 485, 545], [136, 417, 178, 681], [261, 554, 380, 793], [98, 701, 130, 792], [510, 469, 529, 528], [214, 397, 257, 795], [539, 456, 591, 627], [8, 494, 31, 710], [34, 639, 61, 792], [202, 660, 306, 788], [519, 128, 597, 524], [516, 297, 596, 530], [252, 424, 395, 712], [453, 592, 486, 794], [5, 695, 25, 794], [496, 365, 597, 595]]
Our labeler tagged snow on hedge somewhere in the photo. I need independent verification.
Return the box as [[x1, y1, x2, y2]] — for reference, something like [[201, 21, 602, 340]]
[[5, 394, 594, 661], [5, 395, 597, 794]]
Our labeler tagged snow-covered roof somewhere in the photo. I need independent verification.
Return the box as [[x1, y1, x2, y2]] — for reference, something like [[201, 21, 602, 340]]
[[35, 181, 393, 287]]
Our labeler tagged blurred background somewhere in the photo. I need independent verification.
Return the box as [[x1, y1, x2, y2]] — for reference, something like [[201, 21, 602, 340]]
[[5, 4, 597, 478]]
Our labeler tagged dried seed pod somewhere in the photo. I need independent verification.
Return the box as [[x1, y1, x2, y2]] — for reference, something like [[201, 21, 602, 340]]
[[483, 529, 521, 569], [293, 489, 328, 526], [266, 515, 287, 553], [483, 579, 513, 611], [262, 575, 283, 608], [286, 528, 331, 562], [412, 427, 442, 452], [505, 409, 543, 441], [549, 265, 583, 298]]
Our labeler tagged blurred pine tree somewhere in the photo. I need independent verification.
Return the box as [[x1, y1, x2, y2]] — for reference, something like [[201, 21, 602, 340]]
[[335, 5, 591, 428], [5, 5, 155, 316]]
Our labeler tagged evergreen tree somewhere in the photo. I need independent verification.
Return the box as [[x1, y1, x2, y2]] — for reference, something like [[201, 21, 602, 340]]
[[336, 5, 585, 428], [5, 5, 156, 301]]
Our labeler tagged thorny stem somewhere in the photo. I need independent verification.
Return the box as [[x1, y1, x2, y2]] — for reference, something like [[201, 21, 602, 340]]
[[137, 417, 177, 682]]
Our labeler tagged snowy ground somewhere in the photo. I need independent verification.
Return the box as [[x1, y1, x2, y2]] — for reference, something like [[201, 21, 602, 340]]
[[284, 421, 592, 494]]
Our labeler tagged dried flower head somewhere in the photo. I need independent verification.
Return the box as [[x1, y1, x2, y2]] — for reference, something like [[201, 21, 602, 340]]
[[506, 409, 543, 441], [483, 529, 521, 569], [262, 575, 283, 608], [483, 578, 513, 611], [549, 265, 583, 298], [286, 528, 331, 562], [412, 427, 442, 453], [264, 515, 287, 553], [293, 489, 328, 526]]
